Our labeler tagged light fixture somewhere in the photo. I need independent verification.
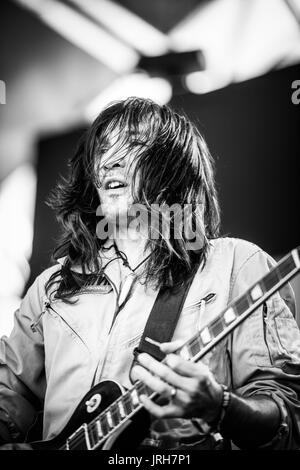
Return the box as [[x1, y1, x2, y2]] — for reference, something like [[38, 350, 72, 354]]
[[14, 0, 139, 73], [84, 72, 172, 122], [68, 0, 170, 57]]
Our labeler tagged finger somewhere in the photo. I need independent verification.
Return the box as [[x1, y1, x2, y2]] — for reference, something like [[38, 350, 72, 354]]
[[131, 364, 174, 397], [137, 353, 192, 390], [165, 354, 210, 378], [159, 339, 185, 354], [139, 394, 183, 419]]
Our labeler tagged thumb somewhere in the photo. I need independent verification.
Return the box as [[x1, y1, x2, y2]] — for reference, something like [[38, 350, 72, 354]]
[[159, 339, 185, 354]]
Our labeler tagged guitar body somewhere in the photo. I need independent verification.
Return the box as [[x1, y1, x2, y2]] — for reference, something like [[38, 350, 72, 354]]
[[31, 380, 151, 450]]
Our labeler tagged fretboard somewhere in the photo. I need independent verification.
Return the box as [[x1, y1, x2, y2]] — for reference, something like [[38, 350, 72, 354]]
[[64, 246, 300, 450], [178, 247, 300, 363]]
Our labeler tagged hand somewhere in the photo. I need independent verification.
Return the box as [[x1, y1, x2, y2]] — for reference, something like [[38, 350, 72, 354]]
[[131, 340, 223, 424]]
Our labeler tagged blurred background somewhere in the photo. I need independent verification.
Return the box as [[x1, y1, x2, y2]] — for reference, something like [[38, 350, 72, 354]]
[[0, 0, 299, 335]]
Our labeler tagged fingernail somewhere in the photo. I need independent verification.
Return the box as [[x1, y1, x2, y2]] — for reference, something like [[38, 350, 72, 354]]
[[145, 337, 161, 347]]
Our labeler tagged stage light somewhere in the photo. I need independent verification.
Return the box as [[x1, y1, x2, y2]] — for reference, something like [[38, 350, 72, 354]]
[[138, 50, 205, 78], [0, 163, 36, 319], [184, 71, 215, 94], [84, 73, 172, 122], [68, 0, 170, 57], [14, 0, 138, 73], [184, 70, 231, 94]]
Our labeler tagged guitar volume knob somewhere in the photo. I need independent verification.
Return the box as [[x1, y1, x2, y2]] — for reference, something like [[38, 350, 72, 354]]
[[85, 393, 102, 413]]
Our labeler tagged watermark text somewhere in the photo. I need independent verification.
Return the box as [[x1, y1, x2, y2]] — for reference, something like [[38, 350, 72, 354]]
[[0, 80, 6, 104], [291, 80, 300, 105]]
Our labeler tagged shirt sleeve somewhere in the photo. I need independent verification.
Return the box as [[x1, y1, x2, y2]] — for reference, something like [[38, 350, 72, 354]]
[[228, 245, 300, 449], [0, 274, 47, 443]]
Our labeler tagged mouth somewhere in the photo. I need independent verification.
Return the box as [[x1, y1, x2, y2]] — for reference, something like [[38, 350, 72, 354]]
[[103, 177, 128, 191]]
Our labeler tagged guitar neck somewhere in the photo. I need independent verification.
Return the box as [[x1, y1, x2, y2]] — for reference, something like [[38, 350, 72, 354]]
[[178, 247, 300, 363], [64, 247, 300, 450]]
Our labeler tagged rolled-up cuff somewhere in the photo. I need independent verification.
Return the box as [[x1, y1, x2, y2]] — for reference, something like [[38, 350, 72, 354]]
[[251, 392, 289, 449]]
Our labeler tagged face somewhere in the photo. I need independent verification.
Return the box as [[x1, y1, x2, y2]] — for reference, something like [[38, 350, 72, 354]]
[[95, 134, 139, 224]]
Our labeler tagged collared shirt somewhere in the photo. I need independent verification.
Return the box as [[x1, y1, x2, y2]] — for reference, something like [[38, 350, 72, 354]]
[[0, 237, 300, 449]]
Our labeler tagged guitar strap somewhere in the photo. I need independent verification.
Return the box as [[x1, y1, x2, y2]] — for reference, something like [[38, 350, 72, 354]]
[[133, 269, 198, 363]]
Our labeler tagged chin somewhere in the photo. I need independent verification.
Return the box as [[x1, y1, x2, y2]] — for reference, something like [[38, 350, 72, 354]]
[[100, 197, 130, 222]]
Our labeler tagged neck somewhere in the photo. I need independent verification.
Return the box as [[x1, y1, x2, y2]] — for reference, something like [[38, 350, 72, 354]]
[[112, 224, 148, 269]]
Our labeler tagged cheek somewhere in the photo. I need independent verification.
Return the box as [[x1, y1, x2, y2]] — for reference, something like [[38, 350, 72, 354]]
[[96, 189, 103, 205]]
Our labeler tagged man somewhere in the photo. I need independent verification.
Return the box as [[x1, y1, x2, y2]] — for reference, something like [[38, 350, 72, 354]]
[[0, 97, 300, 450]]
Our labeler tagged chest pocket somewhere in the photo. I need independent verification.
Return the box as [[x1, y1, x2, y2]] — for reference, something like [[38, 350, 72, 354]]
[[264, 297, 300, 367], [42, 302, 92, 360]]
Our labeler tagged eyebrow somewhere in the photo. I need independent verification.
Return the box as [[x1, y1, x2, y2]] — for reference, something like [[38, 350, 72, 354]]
[[97, 138, 109, 149]]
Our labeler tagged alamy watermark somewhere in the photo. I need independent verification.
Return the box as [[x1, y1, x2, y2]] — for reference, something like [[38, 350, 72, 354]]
[[96, 203, 204, 251], [0, 80, 6, 104], [291, 80, 300, 105]]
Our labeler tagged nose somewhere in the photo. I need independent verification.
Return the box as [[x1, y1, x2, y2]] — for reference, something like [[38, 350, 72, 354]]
[[103, 159, 125, 171]]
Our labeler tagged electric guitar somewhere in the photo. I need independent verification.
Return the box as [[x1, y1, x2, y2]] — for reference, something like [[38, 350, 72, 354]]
[[31, 247, 300, 450]]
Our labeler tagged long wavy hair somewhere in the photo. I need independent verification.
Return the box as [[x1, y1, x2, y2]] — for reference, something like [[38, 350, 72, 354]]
[[46, 97, 220, 300]]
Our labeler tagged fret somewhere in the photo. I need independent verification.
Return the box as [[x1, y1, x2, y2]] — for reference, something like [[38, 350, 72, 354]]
[[210, 317, 225, 338], [99, 414, 109, 436], [261, 268, 280, 292], [224, 307, 237, 324], [88, 421, 99, 448], [84, 423, 92, 450], [190, 336, 203, 357], [278, 255, 295, 278], [106, 410, 114, 428], [234, 294, 250, 316], [109, 402, 121, 426], [117, 399, 126, 418], [179, 344, 193, 360], [96, 419, 103, 438], [292, 249, 300, 267], [67, 424, 89, 450], [250, 284, 263, 301], [200, 327, 212, 345], [123, 393, 133, 415], [131, 388, 140, 407]]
